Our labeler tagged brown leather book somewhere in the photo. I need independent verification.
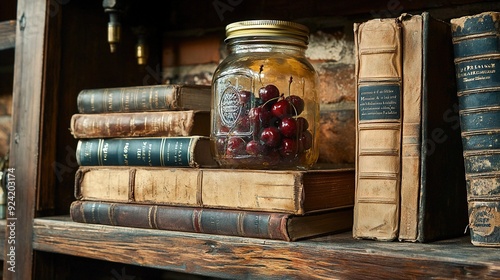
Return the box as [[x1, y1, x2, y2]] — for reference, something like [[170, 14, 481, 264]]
[[77, 84, 211, 113], [70, 200, 353, 241], [70, 110, 210, 139], [353, 17, 403, 241], [74, 167, 355, 215]]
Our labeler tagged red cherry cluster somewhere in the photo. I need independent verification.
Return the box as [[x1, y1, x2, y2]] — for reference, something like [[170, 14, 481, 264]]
[[216, 78, 313, 168]]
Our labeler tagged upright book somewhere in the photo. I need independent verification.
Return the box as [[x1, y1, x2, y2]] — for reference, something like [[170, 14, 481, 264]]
[[77, 84, 211, 113], [74, 167, 355, 215], [354, 13, 468, 242], [70, 200, 354, 241], [75, 136, 217, 168], [70, 110, 210, 138], [353, 17, 403, 241], [451, 11, 500, 247], [398, 13, 467, 242]]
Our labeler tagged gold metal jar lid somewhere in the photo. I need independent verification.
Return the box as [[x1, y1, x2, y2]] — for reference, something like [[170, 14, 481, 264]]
[[225, 20, 309, 44]]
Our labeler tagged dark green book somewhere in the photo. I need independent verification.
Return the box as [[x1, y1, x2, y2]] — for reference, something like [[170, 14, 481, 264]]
[[451, 11, 500, 247], [76, 136, 217, 168]]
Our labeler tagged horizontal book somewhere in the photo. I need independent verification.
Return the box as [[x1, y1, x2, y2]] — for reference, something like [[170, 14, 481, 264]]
[[77, 84, 211, 113], [70, 200, 354, 241], [70, 110, 210, 138], [74, 167, 355, 215], [76, 136, 217, 168]]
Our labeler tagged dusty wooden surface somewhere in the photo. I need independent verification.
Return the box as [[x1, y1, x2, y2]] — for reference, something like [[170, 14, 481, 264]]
[[33, 216, 500, 280]]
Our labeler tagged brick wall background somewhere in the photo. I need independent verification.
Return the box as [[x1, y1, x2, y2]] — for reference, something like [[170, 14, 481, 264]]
[[153, 0, 500, 166], [161, 21, 358, 165]]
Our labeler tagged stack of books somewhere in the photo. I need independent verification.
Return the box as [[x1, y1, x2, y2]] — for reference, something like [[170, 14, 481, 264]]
[[69, 84, 356, 241]]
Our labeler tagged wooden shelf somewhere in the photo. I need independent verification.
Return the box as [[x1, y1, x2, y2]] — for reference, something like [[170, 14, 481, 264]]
[[33, 216, 500, 279]]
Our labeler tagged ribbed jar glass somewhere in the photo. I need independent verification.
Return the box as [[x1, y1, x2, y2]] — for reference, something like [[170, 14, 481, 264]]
[[211, 20, 319, 170]]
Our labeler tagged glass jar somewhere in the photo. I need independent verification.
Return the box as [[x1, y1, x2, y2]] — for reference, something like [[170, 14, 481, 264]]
[[211, 20, 319, 170]]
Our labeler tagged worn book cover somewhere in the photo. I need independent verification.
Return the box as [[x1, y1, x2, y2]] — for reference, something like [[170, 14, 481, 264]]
[[354, 13, 468, 242], [76, 136, 217, 168], [74, 167, 355, 215], [70, 200, 354, 241], [451, 11, 500, 247], [70, 110, 210, 138], [77, 84, 211, 113], [398, 13, 467, 242], [353, 17, 403, 241]]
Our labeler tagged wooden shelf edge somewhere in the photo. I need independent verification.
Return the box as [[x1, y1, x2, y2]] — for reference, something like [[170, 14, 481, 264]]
[[0, 20, 16, 51], [33, 216, 500, 279]]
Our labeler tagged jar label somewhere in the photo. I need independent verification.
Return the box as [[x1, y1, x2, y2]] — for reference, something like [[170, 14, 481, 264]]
[[214, 74, 254, 136], [220, 85, 241, 128]]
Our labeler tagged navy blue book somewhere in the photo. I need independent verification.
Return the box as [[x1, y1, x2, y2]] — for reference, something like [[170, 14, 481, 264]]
[[451, 11, 500, 247], [76, 136, 217, 168]]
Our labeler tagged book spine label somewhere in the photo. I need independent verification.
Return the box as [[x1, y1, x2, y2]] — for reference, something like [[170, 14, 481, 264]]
[[76, 137, 196, 167], [451, 11, 500, 246], [357, 84, 401, 121], [455, 58, 500, 92], [70, 201, 290, 241], [77, 85, 178, 113], [353, 18, 403, 241]]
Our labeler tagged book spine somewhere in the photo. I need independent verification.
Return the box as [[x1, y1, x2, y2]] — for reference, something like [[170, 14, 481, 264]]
[[353, 18, 403, 241], [451, 12, 500, 246], [76, 137, 201, 167], [77, 85, 182, 113], [70, 111, 205, 139], [398, 14, 423, 241], [70, 200, 290, 241]]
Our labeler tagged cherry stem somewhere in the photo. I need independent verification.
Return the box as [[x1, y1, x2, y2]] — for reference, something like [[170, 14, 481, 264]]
[[259, 65, 264, 86], [288, 76, 293, 97]]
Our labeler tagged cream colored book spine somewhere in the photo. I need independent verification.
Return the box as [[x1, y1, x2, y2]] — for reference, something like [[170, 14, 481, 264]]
[[353, 18, 403, 241], [398, 14, 423, 241]]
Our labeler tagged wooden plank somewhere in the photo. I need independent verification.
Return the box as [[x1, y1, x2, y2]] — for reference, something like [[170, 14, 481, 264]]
[[3, 0, 48, 278], [0, 20, 15, 50], [33, 216, 500, 279]]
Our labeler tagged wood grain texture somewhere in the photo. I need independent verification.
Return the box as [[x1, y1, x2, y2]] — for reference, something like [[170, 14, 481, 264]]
[[4, 0, 48, 278], [33, 216, 500, 279]]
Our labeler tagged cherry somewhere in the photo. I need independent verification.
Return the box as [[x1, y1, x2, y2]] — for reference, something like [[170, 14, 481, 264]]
[[260, 127, 281, 147], [215, 137, 227, 154], [246, 139, 268, 155], [286, 95, 304, 116], [249, 106, 272, 129], [238, 90, 252, 104], [279, 117, 298, 138], [298, 130, 313, 151], [296, 117, 309, 131], [271, 99, 292, 119], [279, 138, 298, 158], [218, 125, 230, 134], [226, 137, 246, 156], [259, 84, 280, 102], [235, 115, 250, 133]]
